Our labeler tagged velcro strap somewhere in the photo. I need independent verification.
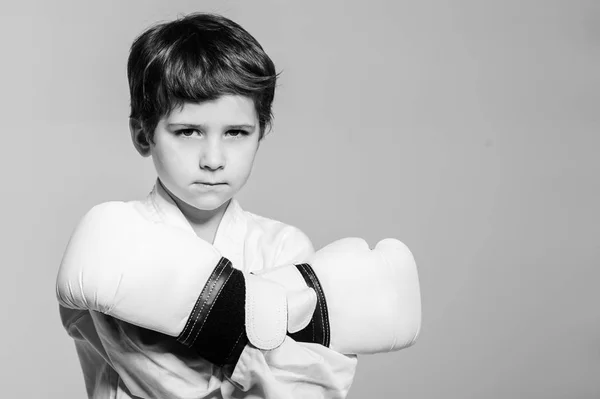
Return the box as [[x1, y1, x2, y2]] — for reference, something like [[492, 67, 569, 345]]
[[244, 273, 287, 350], [255, 265, 316, 333], [286, 288, 317, 334]]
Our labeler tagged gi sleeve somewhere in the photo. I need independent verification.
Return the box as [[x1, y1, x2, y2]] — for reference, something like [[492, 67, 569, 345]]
[[57, 225, 357, 399], [228, 226, 358, 398], [60, 306, 226, 399]]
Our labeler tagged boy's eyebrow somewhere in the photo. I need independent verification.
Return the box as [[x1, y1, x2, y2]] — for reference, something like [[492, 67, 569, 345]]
[[167, 123, 256, 130]]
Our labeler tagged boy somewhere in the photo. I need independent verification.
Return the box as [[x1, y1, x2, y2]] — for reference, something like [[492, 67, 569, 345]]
[[59, 12, 359, 399], [57, 12, 421, 399]]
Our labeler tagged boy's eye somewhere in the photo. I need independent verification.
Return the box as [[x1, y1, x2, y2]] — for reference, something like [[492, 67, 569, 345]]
[[176, 129, 201, 137], [174, 128, 249, 138], [226, 130, 249, 138]]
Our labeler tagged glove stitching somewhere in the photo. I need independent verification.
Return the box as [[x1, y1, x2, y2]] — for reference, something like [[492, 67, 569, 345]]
[[190, 268, 234, 346], [181, 258, 224, 344], [184, 258, 227, 345], [247, 276, 287, 349], [308, 271, 324, 344], [296, 264, 317, 343], [304, 264, 330, 346], [181, 257, 226, 345]]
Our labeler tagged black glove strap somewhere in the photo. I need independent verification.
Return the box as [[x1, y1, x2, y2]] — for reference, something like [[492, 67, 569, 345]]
[[288, 263, 331, 347], [177, 257, 248, 367]]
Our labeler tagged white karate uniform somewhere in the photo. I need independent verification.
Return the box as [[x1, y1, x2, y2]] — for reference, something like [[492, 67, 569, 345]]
[[59, 181, 358, 399]]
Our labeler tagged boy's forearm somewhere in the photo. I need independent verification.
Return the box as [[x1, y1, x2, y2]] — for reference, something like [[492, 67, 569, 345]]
[[56, 203, 419, 399], [57, 202, 293, 369], [57, 202, 421, 361]]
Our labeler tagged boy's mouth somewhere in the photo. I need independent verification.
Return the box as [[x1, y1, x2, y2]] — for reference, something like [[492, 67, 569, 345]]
[[194, 181, 227, 186], [194, 181, 225, 186]]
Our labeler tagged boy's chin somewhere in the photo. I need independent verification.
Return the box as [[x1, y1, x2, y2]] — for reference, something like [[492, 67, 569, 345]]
[[185, 195, 231, 212]]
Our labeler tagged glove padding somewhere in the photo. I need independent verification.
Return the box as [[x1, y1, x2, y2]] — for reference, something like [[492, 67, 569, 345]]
[[258, 237, 421, 354], [57, 202, 293, 367]]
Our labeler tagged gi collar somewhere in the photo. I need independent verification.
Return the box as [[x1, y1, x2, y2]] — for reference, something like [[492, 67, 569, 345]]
[[145, 178, 247, 268]]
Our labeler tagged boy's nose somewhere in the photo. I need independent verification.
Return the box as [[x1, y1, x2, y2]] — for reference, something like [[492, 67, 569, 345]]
[[199, 140, 225, 171]]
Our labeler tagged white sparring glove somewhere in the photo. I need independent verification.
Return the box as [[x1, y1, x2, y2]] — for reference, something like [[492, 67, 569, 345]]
[[56, 201, 294, 368], [258, 237, 422, 354]]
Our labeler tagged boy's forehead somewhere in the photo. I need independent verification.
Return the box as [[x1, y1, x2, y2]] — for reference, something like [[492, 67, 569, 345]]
[[166, 95, 257, 125]]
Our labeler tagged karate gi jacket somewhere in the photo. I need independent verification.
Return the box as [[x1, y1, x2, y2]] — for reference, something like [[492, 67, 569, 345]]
[[58, 181, 358, 399]]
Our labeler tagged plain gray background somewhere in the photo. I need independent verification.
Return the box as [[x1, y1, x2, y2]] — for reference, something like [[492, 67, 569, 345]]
[[2, 0, 598, 397]]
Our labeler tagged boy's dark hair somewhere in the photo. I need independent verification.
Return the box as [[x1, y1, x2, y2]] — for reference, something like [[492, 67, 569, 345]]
[[127, 13, 278, 141]]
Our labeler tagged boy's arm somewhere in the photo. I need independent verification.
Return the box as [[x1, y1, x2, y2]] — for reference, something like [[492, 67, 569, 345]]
[[56, 202, 420, 397], [56, 201, 421, 360], [235, 226, 358, 397], [57, 201, 293, 369], [56, 228, 355, 399]]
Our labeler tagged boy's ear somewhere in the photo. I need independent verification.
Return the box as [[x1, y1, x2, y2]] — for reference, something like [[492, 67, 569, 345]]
[[129, 118, 152, 157]]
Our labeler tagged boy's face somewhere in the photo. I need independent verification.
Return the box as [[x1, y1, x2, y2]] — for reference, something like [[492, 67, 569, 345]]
[[147, 95, 260, 212]]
